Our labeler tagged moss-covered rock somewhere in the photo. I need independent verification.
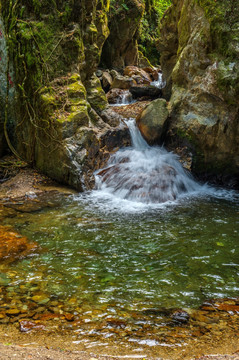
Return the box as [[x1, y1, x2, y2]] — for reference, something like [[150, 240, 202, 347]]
[[159, 0, 239, 187], [0, 0, 132, 190], [85, 75, 108, 114]]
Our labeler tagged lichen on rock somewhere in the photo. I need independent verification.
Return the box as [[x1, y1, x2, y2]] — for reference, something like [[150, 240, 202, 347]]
[[159, 0, 239, 187]]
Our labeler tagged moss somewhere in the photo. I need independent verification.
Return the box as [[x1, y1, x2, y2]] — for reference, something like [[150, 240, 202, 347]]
[[85, 76, 108, 113], [41, 92, 56, 106], [196, 0, 239, 59], [67, 82, 87, 100], [177, 2, 190, 55], [69, 73, 81, 82], [176, 128, 193, 143]]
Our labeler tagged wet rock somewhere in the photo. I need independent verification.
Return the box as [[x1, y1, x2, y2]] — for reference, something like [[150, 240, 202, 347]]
[[112, 101, 149, 120], [19, 320, 45, 332], [111, 75, 135, 90], [171, 310, 190, 324], [6, 308, 21, 316], [95, 69, 103, 78], [197, 356, 239, 360], [142, 308, 171, 317], [0, 204, 17, 221], [143, 67, 159, 81], [106, 88, 130, 104], [136, 98, 169, 144], [31, 294, 50, 305], [35, 313, 61, 321], [0, 225, 38, 263], [101, 71, 113, 92], [124, 66, 152, 84], [101, 107, 124, 127], [64, 313, 75, 321], [129, 85, 162, 99], [0, 273, 11, 286], [201, 299, 239, 313], [100, 126, 131, 153]]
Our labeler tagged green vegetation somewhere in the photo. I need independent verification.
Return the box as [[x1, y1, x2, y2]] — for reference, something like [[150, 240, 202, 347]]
[[196, 0, 239, 100], [197, 0, 239, 58], [139, 0, 172, 64], [108, 0, 172, 65]]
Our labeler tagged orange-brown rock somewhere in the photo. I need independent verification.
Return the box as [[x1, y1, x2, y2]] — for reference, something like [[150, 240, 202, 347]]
[[143, 67, 159, 81], [136, 98, 169, 144], [112, 101, 149, 119], [124, 66, 152, 84], [0, 225, 38, 263], [19, 320, 45, 333]]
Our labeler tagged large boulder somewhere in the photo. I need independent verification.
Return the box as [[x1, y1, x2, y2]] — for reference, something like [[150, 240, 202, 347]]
[[101, 71, 113, 92], [111, 75, 135, 89], [129, 85, 162, 99], [158, 0, 239, 187], [136, 99, 169, 144]]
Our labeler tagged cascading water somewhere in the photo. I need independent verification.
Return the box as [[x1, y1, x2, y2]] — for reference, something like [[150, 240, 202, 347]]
[[118, 90, 133, 105], [95, 119, 203, 204], [151, 72, 166, 89], [110, 90, 134, 106]]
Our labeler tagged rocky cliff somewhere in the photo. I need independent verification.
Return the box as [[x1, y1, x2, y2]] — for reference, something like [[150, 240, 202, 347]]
[[0, 0, 130, 190], [159, 0, 239, 187], [100, 0, 144, 69]]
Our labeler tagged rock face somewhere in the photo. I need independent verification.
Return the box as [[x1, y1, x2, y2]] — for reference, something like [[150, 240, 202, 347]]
[[159, 0, 239, 187], [0, 16, 16, 157], [136, 99, 169, 144], [0, 1, 131, 190], [100, 0, 144, 68]]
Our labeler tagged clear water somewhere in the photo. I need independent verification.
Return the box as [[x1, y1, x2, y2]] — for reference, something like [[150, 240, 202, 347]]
[[1, 117, 239, 347], [2, 182, 239, 311]]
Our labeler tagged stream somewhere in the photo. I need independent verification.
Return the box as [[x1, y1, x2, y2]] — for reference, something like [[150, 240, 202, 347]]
[[0, 107, 239, 355]]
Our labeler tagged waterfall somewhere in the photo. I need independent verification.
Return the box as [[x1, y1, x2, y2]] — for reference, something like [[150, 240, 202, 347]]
[[151, 72, 166, 89], [95, 119, 203, 204], [110, 90, 134, 106]]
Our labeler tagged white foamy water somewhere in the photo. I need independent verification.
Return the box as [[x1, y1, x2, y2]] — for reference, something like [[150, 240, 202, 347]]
[[93, 119, 211, 208], [110, 90, 135, 107], [151, 72, 166, 89]]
